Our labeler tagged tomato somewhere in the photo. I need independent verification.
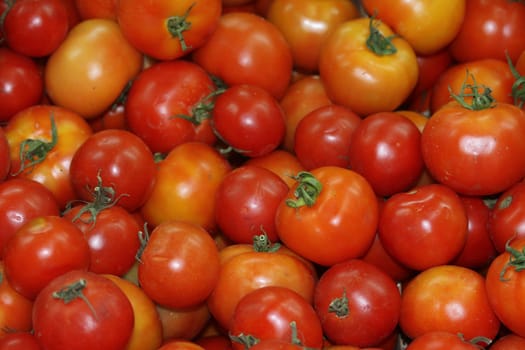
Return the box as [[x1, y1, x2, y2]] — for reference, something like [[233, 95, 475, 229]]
[[4, 105, 93, 209], [195, 335, 233, 350], [348, 112, 424, 197], [156, 303, 211, 341], [89, 103, 128, 132], [489, 182, 525, 254], [3, 0, 69, 57], [379, 184, 468, 271], [0, 262, 33, 339], [138, 220, 220, 309], [141, 142, 231, 231], [245, 150, 306, 189], [485, 237, 525, 338], [266, 0, 359, 73], [490, 334, 525, 350], [212, 84, 286, 158], [3, 215, 90, 300], [75, 0, 118, 20], [293, 104, 361, 170], [248, 339, 306, 350], [117, 0, 221, 60], [104, 274, 163, 350], [33, 270, 134, 350], [405, 331, 486, 350], [314, 259, 401, 348], [0, 332, 41, 350], [421, 95, 525, 196], [192, 12, 294, 100], [411, 50, 454, 100], [400, 265, 500, 342], [125, 59, 218, 154], [319, 17, 418, 116], [362, 0, 465, 55], [431, 59, 515, 113], [448, 0, 525, 64], [45, 18, 143, 119], [207, 249, 317, 330], [69, 129, 157, 213], [158, 340, 206, 350], [0, 48, 43, 122], [230, 286, 324, 350], [275, 167, 379, 266]]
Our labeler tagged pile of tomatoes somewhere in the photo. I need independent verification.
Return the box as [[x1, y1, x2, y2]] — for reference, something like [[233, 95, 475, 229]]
[[1, 0, 525, 349]]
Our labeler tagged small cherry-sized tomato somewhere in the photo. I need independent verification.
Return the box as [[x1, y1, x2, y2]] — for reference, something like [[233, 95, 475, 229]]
[[32, 270, 135, 350], [212, 84, 286, 158]]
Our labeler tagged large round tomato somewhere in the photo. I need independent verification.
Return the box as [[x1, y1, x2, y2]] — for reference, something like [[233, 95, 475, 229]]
[[45, 18, 143, 119], [32, 270, 134, 350], [362, 0, 466, 55], [192, 12, 293, 100], [275, 167, 379, 266], [405, 331, 486, 350], [117, 0, 221, 60], [319, 17, 418, 116]]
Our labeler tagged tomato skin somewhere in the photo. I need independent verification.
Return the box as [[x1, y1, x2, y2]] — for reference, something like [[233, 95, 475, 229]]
[[0, 48, 43, 122], [32, 270, 134, 350], [75, 0, 118, 20], [117, 0, 222, 60], [245, 150, 306, 189], [490, 334, 525, 350], [69, 129, 157, 213], [0, 332, 41, 350], [45, 18, 143, 119], [158, 340, 206, 350], [156, 303, 210, 341], [379, 184, 468, 271], [319, 17, 418, 116], [275, 167, 379, 266], [192, 12, 294, 100], [405, 331, 483, 350], [400, 265, 500, 342], [3, 0, 69, 57], [421, 102, 525, 196], [449, 0, 525, 64]]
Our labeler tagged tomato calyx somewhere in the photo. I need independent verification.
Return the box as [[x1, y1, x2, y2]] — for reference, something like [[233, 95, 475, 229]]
[[449, 71, 495, 110], [0, 0, 14, 45], [506, 52, 525, 108], [175, 87, 226, 126], [285, 171, 322, 208], [166, 2, 196, 52], [328, 289, 349, 318], [366, 16, 397, 56], [499, 240, 525, 281], [457, 333, 492, 349], [135, 222, 150, 263], [252, 232, 281, 252], [229, 333, 260, 349], [12, 114, 58, 176], [52, 278, 98, 319]]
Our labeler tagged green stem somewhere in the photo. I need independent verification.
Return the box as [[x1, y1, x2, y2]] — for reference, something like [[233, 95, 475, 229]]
[[365, 16, 397, 56], [285, 172, 323, 208], [328, 289, 349, 318], [500, 240, 525, 281], [135, 222, 150, 263], [166, 3, 196, 52], [52, 279, 98, 319], [506, 52, 525, 109], [252, 231, 281, 252], [449, 70, 495, 110]]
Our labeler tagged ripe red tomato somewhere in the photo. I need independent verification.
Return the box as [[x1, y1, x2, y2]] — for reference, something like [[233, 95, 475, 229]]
[[69, 129, 157, 212], [490, 334, 525, 350], [192, 12, 294, 100], [75, 0, 118, 20], [212, 84, 286, 158], [195, 335, 233, 350], [275, 167, 379, 266], [117, 0, 222, 60], [230, 286, 324, 350], [0, 48, 43, 122], [3, 0, 69, 57], [158, 340, 206, 350], [294, 104, 361, 170], [3, 215, 91, 300], [125, 59, 219, 154], [0, 332, 41, 350], [314, 259, 401, 348], [400, 265, 500, 342], [138, 220, 220, 309], [32, 270, 134, 350], [379, 184, 468, 271], [405, 331, 486, 350]]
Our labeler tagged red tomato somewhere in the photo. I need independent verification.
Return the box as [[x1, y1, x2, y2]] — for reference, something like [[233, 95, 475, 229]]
[[275, 167, 379, 266], [192, 12, 293, 100], [3, 0, 69, 57], [195, 335, 233, 350], [400, 265, 500, 342], [348, 112, 424, 197], [485, 237, 525, 338], [138, 221, 220, 309], [45, 18, 143, 119], [379, 184, 468, 271], [0, 332, 41, 350], [117, 0, 222, 60], [448, 0, 525, 64], [141, 142, 231, 231], [0, 178, 60, 258], [212, 84, 286, 158], [244, 149, 306, 189], [314, 259, 401, 348], [490, 334, 525, 350], [319, 17, 418, 116], [156, 303, 210, 341], [158, 340, 206, 350], [4, 105, 93, 209], [3, 215, 90, 300], [75, 0, 118, 20], [266, 0, 360, 73], [293, 104, 361, 170], [0, 48, 43, 122], [32, 270, 134, 350], [69, 129, 157, 212], [405, 331, 486, 350], [125, 59, 219, 154]]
